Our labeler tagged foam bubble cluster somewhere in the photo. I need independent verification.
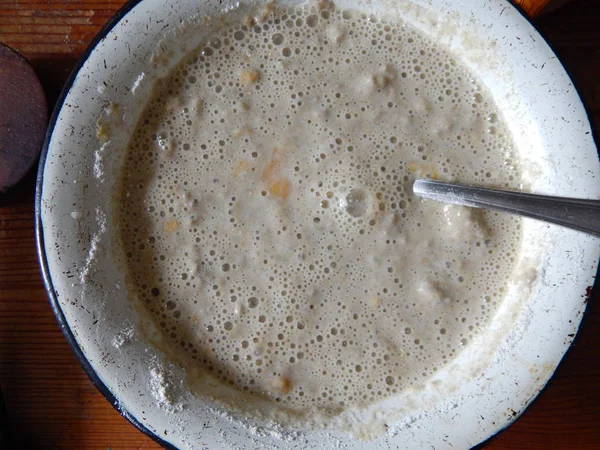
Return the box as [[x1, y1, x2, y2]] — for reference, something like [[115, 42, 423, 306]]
[[117, 1, 523, 414]]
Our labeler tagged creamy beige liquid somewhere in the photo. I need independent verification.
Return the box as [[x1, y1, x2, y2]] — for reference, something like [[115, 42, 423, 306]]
[[116, 1, 523, 418]]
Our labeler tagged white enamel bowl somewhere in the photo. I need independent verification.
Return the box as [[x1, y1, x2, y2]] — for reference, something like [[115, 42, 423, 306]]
[[36, 0, 599, 448]]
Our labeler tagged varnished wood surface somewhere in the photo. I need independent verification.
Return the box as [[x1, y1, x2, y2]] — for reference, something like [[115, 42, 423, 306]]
[[0, 0, 598, 448]]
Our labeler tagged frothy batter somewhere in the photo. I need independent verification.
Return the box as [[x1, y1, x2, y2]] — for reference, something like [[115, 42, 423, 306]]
[[116, 0, 523, 419]]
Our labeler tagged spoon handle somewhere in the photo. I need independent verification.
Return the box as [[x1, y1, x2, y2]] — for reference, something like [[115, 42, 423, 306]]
[[413, 179, 600, 238]]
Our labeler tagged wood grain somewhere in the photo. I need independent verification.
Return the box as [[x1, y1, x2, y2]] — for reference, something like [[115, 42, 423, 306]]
[[0, 0, 598, 449], [512, 0, 551, 17]]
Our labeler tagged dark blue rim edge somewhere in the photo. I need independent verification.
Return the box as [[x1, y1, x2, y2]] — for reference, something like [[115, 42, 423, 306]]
[[34, 0, 176, 448], [33, 1, 599, 449]]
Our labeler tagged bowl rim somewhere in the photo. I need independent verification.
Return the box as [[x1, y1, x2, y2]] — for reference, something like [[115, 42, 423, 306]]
[[34, 0, 599, 448], [34, 0, 175, 447]]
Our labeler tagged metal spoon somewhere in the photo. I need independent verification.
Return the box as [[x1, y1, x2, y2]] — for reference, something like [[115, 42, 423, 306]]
[[413, 179, 600, 238]]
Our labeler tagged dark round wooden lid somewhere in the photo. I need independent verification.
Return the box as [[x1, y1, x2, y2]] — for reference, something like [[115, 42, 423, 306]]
[[0, 43, 47, 192]]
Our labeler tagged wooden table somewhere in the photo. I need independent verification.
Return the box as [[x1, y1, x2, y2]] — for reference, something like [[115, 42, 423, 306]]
[[0, 0, 598, 448]]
